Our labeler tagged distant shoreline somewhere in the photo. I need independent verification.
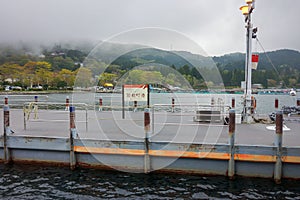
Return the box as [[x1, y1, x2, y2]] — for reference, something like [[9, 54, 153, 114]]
[[0, 88, 298, 96], [0, 90, 72, 95]]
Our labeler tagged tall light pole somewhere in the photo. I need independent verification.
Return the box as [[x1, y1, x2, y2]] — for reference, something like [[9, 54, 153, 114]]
[[240, 0, 256, 123]]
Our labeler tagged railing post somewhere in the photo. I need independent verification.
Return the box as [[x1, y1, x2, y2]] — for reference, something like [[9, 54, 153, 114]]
[[34, 95, 38, 119], [23, 103, 26, 130], [99, 97, 103, 111], [34, 95, 38, 102], [274, 111, 283, 184], [3, 105, 12, 164], [211, 97, 215, 106], [4, 96, 8, 105], [144, 108, 151, 173], [275, 98, 279, 110], [85, 105, 88, 132], [69, 106, 77, 170], [133, 101, 137, 112], [231, 98, 235, 109], [152, 106, 155, 137], [171, 97, 175, 113], [228, 109, 235, 179], [65, 96, 69, 111], [251, 96, 256, 114]]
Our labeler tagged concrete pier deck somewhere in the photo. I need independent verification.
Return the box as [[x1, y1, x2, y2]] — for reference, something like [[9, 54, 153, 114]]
[[1, 109, 299, 147], [1, 108, 300, 181]]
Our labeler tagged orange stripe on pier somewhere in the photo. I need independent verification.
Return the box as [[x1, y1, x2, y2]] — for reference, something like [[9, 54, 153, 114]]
[[74, 146, 300, 163], [149, 150, 230, 160], [234, 154, 276, 162], [282, 156, 300, 164], [74, 146, 145, 156]]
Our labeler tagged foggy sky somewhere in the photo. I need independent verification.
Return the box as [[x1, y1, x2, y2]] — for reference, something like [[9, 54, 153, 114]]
[[0, 0, 299, 56]]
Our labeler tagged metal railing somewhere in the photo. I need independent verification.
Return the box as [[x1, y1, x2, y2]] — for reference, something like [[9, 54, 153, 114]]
[[23, 102, 88, 131], [0, 95, 49, 108], [151, 103, 231, 134]]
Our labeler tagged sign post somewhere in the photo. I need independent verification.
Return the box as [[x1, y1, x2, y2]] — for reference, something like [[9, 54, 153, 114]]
[[122, 84, 149, 119]]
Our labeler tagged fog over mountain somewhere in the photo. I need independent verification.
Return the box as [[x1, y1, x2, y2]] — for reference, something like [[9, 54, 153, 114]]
[[0, 0, 300, 56]]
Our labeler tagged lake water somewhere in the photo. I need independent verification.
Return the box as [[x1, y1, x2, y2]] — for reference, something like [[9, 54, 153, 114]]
[[4, 91, 297, 114], [1, 164, 300, 199], [72, 92, 298, 113], [1, 92, 300, 199]]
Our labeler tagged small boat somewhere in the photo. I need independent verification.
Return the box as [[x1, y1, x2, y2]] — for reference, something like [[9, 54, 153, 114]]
[[290, 89, 297, 96]]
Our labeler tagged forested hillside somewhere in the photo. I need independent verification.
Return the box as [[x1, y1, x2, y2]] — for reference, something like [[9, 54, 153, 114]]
[[214, 49, 300, 88], [0, 42, 299, 90]]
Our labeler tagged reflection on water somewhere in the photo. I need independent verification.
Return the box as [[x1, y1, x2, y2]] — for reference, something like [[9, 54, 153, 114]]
[[0, 164, 300, 199]]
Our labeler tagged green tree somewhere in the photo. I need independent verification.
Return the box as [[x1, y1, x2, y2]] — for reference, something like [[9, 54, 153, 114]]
[[0, 63, 14, 83], [58, 69, 75, 88], [84, 58, 107, 76], [21, 61, 52, 87], [183, 74, 194, 87], [124, 70, 163, 84], [288, 78, 297, 87], [164, 73, 176, 86], [34, 61, 52, 86], [49, 56, 75, 71], [74, 68, 93, 88], [178, 65, 190, 75], [98, 72, 118, 86]]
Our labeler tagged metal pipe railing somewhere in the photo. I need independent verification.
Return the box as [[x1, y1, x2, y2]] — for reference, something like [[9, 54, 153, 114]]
[[151, 103, 231, 134], [23, 102, 88, 131]]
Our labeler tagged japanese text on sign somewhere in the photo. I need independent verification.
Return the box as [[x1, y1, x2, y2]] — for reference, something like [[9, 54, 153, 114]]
[[123, 84, 148, 101]]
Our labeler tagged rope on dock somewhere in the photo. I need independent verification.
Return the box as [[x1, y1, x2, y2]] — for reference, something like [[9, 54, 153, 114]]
[[24, 102, 38, 120]]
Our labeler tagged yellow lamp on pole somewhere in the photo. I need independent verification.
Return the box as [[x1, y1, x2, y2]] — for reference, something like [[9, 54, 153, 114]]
[[240, 5, 249, 15]]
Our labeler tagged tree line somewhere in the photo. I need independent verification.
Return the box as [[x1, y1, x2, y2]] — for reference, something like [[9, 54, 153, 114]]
[[0, 45, 299, 90]]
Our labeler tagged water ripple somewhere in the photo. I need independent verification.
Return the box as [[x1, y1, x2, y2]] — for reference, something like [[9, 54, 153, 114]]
[[1, 164, 300, 199]]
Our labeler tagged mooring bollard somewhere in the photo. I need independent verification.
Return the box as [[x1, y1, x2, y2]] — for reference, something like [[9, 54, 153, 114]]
[[3, 105, 11, 164], [228, 109, 236, 179], [275, 98, 279, 110], [231, 98, 235, 108], [69, 106, 77, 170], [4, 105, 10, 130], [70, 106, 76, 129], [133, 101, 137, 112], [274, 111, 283, 184], [99, 97, 103, 111], [65, 96, 69, 111], [4, 96, 8, 105], [144, 108, 151, 173], [171, 97, 175, 113]]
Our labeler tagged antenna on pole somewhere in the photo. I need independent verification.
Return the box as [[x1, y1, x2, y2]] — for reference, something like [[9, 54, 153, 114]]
[[239, 0, 257, 123]]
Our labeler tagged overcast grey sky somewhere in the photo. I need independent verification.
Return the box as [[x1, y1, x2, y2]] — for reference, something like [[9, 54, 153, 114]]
[[0, 0, 299, 56]]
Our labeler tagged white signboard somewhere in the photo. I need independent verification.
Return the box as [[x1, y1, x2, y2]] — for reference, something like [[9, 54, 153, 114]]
[[123, 84, 148, 101]]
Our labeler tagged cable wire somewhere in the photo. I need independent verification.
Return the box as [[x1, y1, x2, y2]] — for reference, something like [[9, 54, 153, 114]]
[[256, 37, 288, 89]]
